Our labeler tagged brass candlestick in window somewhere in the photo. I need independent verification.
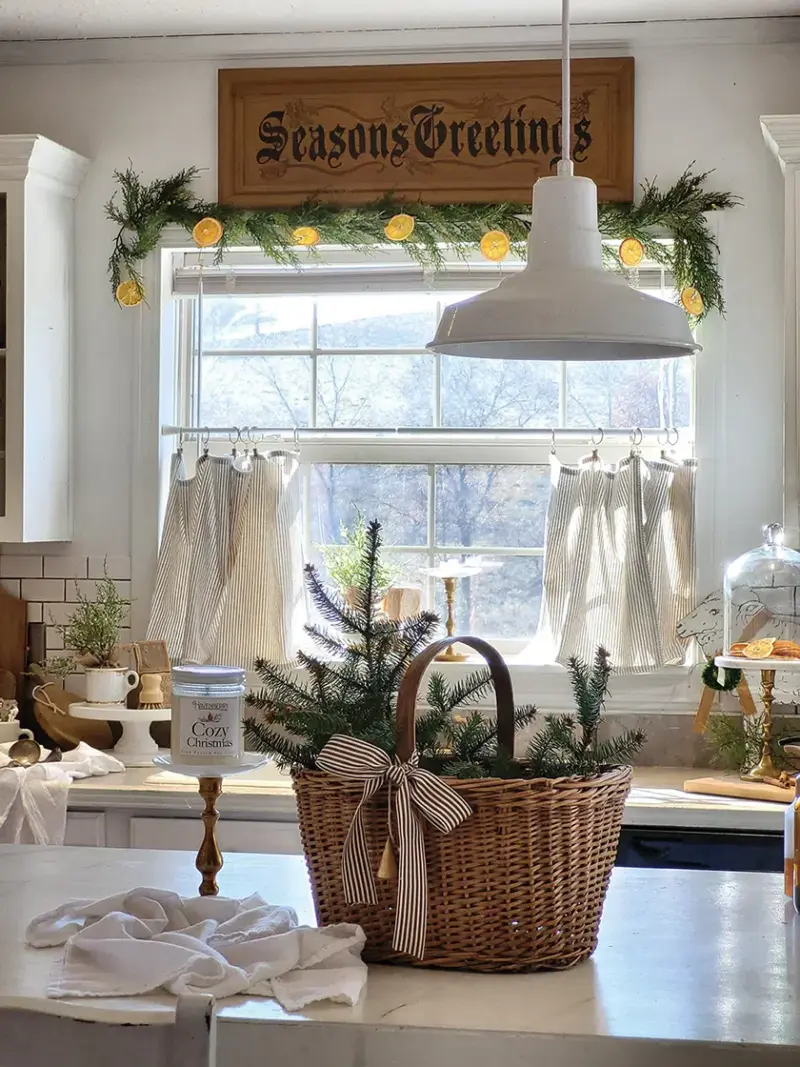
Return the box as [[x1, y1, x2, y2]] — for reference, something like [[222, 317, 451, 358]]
[[421, 561, 482, 662]]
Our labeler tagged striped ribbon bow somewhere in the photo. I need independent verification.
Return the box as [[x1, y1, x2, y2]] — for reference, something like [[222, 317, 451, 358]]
[[316, 734, 473, 959]]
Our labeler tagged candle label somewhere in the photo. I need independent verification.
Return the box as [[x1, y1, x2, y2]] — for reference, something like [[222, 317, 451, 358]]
[[177, 696, 241, 758]]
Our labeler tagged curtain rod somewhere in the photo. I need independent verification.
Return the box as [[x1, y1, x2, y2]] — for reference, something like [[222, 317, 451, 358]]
[[161, 424, 682, 442]]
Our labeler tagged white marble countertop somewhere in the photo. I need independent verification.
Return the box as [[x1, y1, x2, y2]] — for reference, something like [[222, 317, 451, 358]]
[[66, 763, 789, 831], [0, 845, 798, 1067]]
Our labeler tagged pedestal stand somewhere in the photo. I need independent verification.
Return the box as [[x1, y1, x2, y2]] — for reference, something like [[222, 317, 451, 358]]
[[715, 656, 800, 781], [68, 703, 171, 767], [153, 753, 267, 896]]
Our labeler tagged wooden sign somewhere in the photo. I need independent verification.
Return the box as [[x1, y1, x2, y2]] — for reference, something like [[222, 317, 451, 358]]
[[218, 59, 634, 208]]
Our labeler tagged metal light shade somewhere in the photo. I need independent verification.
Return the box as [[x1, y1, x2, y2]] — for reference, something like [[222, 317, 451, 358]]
[[427, 173, 700, 361]]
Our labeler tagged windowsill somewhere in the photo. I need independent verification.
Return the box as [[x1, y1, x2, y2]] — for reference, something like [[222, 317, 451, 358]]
[[248, 653, 701, 716]]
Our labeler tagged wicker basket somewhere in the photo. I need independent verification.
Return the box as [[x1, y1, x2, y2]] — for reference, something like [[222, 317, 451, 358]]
[[294, 635, 632, 973]]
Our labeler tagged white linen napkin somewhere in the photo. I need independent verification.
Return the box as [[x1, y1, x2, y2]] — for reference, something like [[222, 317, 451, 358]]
[[0, 741, 124, 844], [25, 887, 367, 1011]]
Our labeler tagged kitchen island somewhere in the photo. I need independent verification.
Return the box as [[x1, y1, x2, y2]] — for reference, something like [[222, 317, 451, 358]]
[[0, 845, 798, 1066]]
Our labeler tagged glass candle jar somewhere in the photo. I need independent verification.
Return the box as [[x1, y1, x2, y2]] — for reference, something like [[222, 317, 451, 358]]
[[171, 665, 246, 767]]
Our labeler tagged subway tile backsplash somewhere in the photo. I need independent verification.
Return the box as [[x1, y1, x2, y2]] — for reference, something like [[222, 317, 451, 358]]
[[0, 553, 133, 700]]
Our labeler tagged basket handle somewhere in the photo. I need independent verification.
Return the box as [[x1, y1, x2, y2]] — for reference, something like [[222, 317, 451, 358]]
[[395, 636, 515, 762]]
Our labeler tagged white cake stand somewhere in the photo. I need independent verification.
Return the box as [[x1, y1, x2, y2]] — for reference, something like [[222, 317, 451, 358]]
[[153, 753, 268, 896], [68, 703, 171, 767], [715, 656, 800, 781]]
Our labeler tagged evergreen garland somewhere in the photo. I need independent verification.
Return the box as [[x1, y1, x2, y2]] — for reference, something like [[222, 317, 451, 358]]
[[244, 518, 644, 779], [106, 164, 737, 319]]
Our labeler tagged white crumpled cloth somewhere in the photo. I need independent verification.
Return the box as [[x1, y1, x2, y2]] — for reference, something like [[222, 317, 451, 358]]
[[26, 888, 367, 1011], [0, 741, 124, 844]]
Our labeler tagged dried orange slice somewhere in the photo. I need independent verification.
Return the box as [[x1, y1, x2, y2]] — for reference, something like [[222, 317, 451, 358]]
[[384, 213, 416, 241], [680, 286, 704, 316], [192, 217, 224, 247], [291, 226, 321, 247], [480, 230, 510, 262], [619, 237, 644, 268], [115, 279, 144, 307], [742, 638, 776, 659]]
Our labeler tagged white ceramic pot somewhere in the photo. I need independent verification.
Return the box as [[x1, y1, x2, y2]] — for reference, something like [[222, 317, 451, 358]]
[[0, 720, 22, 744], [84, 667, 139, 705]]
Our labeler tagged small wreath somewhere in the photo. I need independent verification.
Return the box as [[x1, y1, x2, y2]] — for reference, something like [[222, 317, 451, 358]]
[[702, 656, 742, 692]]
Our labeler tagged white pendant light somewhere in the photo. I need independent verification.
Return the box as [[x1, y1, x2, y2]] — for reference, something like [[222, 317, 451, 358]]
[[427, 0, 699, 362]]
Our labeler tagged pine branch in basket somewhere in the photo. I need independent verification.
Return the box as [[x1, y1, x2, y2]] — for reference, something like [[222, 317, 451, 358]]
[[243, 518, 644, 778]]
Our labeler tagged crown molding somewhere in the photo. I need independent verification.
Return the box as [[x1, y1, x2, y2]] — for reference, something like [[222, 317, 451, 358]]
[[0, 134, 89, 196], [0, 16, 798, 66], [762, 114, 800, 170]]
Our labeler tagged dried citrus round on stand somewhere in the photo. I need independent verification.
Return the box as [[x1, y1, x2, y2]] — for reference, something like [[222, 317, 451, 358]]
[[192, 217, 224, 247], [384, 213, 416, 241], [680, 286, 704, 316], [115, 279, 144, 307], [618, 237, 644, 268], [480, 230, 510, 262], [291, 226, 321, 247], [742, 638, 776, 659]]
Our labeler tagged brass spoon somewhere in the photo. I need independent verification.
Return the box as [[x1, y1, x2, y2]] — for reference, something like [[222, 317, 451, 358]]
[[7, 731, 41, 767], [4, 732, 62, 769]]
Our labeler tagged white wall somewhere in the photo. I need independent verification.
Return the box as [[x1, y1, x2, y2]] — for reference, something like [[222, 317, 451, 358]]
[[0, 24, 797, 604]]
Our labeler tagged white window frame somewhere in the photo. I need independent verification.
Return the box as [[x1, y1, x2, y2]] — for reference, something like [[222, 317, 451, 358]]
[[131, 230, 715, 713]]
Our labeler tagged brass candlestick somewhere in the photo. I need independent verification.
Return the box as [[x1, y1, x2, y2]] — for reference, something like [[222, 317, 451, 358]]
[[436, 576, 469, 662], [197, 776, 223, 896], [741, 669, 780, 782]]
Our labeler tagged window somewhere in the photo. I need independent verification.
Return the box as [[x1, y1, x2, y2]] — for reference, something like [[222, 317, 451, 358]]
[[171, 249, 693, 646]]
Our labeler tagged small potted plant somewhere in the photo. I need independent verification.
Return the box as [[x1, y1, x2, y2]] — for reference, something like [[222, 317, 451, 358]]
[[320, 511, 419, 616], [55, 573, 138, 705]]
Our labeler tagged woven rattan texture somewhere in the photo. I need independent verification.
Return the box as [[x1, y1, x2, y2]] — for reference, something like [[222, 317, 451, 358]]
[[294, 766, 631, 972]]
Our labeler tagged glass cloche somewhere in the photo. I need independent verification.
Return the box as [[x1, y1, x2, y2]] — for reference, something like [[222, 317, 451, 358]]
[[723, 523, 800, 658]]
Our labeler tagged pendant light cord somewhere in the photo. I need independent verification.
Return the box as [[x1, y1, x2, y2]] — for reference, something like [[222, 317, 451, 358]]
[[559, 0, 573, 176]]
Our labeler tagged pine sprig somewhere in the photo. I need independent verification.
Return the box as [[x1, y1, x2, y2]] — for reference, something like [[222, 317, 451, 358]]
[[525, 649, 644, 778], [106, 165, 735, 318]]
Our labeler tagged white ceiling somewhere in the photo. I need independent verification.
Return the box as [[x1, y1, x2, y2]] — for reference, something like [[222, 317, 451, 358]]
[[1, 0, 798, 41]]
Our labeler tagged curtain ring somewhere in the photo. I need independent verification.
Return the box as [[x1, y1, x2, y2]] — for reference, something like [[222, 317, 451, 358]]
[[177, 429, 184, 453], [293, 426, 300, 453], [631, 427, 643, 452], [550, 429, 557, 455], [669, 426, 680, 447], [590, 427, 604, 448], [201, 427, 210, 456], [657, 428, 669, 447]]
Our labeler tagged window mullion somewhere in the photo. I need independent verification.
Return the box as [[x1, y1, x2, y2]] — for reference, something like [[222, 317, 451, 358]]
[[310, 301, 319, 429]]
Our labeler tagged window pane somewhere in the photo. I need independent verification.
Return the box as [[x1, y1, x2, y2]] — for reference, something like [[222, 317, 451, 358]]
[[435, 465, 549, 548], [316, 353, 434, 427], [441, 358, 560, 428], [202, 296, 312, 350], [316, 294, 439, 350], [433, 555, 543, 638], [199, 354, 310, 426], [310, 465, 428, 546], [565, 356, 692, 429]]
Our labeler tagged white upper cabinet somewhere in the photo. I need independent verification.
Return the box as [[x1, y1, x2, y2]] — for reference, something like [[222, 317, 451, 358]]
[[0, 135, 89, 543]]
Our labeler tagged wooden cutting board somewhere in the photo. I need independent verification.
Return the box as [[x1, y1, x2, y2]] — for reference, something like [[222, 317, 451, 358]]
[[683, 776, 793, 804], [0, 587, 27, 695]]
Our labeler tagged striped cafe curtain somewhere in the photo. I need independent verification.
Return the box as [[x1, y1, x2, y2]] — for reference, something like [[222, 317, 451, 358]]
[[147, 450, 305, 668], [539, 452, 696, 674]]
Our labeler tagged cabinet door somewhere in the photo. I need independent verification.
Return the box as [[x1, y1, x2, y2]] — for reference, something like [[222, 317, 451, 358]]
[[64, 812, 106, 846], [130, 817, 302, 854]]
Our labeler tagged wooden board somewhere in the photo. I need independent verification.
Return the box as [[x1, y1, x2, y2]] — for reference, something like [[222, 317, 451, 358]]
[[0, 587, 27, 696], [683, 776, 793, 805], [218, 58, 634, 207]]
